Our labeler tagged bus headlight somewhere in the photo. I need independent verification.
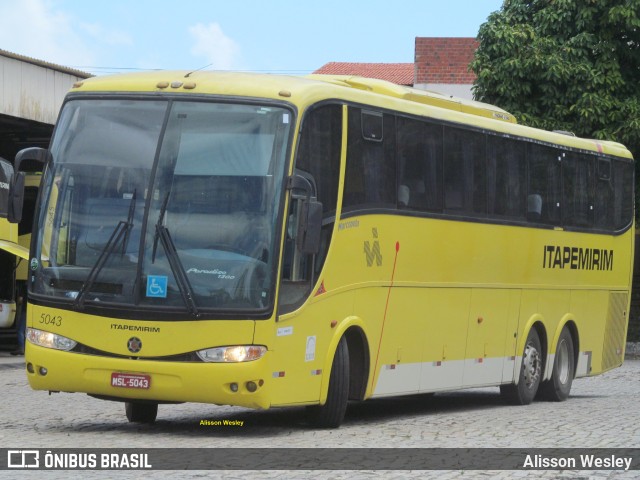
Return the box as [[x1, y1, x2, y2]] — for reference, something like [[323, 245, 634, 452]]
[[196, 345, 267, 363], [27, 328, 77, 351]]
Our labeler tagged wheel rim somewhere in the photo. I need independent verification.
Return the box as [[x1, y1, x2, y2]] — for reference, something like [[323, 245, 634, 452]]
[[556, 338, 570, 385], [523, 340, 541, 389]]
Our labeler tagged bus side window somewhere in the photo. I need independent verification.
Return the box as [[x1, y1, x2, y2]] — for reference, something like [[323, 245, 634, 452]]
[[343, 108, 396, 211], [397, 117, 443, 212], [279, 104, 342, 312], [612, 159, 634, 231], [486, 135, 526, 220], [444, 127, 486, 215], [527, 144, 561, 224], [562, 154, 594, 228]]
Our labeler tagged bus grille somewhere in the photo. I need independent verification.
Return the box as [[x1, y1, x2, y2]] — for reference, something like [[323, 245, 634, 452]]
[[601, 292, 628, 371]]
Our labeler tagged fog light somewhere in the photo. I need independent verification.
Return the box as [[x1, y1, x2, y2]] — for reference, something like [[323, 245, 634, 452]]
[[38, 366, 48, 376], [26, 363, 34, 373], [246, 381, 257, 392], [230, 383, 238, 392]]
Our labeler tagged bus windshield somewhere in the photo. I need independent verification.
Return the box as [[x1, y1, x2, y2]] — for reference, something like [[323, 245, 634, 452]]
[[32, 98, 292, 316]]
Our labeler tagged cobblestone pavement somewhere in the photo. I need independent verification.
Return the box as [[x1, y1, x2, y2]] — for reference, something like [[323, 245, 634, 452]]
[[1, 353, 638, 479]]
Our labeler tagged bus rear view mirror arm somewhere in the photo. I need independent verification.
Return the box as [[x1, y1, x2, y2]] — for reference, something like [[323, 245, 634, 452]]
[[287, 174, 323, 255], [296, 198, 322, 254]]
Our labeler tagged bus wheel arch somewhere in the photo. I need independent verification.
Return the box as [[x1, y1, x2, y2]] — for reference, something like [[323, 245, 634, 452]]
[[307, 335, 350, 428], [307, 325, 370, 427], [501, 322, 545, 405]]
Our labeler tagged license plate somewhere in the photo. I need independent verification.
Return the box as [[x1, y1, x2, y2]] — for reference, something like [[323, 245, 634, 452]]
[[111, 372, 151, 390]]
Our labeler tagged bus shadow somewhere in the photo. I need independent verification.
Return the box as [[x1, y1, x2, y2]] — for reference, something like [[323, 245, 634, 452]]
[[150, 390, 508, 434], [50, 389, 604, 437], [341, 390, 606, 427], [137, 390, 512, 435], [343, 390, 504, 425]]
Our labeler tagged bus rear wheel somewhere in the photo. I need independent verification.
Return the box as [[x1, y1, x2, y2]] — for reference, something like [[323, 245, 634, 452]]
[[307, 336, 349, 428], [501, 328, 542, 405], [125, 401, 158, 423], [538, 327, 574, 401]]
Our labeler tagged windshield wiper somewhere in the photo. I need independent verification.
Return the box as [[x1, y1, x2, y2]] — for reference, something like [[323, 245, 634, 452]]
[[152, 193, 200, 317], [121, 189, 137, 254], [74, 191, 137, 309], [152, 192, 170, 263]]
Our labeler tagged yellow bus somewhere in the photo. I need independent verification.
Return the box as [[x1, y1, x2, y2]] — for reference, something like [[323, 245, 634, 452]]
[[3, 71, 634, 427], [0, 162, 38, 351]]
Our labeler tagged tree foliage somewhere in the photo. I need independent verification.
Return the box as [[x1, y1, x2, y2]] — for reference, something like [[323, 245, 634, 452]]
[[471, 0, 640, 159]]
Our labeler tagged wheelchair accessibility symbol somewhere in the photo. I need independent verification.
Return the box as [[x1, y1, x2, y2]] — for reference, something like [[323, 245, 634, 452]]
[[146, 275, 168, 298]]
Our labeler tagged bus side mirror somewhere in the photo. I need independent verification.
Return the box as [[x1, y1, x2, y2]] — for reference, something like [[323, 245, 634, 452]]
[[4, 147, 49, 224], [296, 197, 322, 254], [0, 158, 24, 223], [15, 147, 49, 173], [287, 174, 323, 255]]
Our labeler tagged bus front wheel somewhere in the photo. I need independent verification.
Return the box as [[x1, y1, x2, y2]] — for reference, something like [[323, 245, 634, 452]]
[[501, 328, 542, 405], [125, 401, 158, 423], [307, 336, 349, 428], [537, 327, 574, 402]]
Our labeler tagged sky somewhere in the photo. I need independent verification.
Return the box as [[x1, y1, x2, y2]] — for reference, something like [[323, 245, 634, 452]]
[[0, 0, 504, 76]]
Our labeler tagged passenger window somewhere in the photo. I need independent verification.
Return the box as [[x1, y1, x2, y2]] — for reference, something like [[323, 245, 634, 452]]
[[487, 135, 526, 219], [594, 158, 633, 231], [397, 117, 443, 212], [444, 127, 486, 215], [527, 145, 561, 224], [613, 160, 634, 231], [562, 154, 594, 228], [343, 108, 396, 211]]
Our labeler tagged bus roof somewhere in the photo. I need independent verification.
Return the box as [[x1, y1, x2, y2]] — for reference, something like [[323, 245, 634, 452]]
[[305, 74, 517, 124], [69, 71, 633, 160]]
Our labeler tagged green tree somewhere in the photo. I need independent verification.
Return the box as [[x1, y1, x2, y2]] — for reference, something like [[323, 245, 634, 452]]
[[471, 0, 640, 158], [472, 0, 640, 341]]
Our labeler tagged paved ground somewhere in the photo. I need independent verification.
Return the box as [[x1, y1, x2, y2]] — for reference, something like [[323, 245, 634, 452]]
[[0, 352, 638, 479]]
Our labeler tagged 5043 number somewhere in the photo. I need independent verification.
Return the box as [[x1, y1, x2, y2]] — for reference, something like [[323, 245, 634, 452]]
[[40, 313, 62, 327]]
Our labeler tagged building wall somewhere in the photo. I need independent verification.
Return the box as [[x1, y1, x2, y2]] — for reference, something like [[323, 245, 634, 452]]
[[412, 82, 475, 100], [414, 37, 478, 100], [0, 53, 87, 125]]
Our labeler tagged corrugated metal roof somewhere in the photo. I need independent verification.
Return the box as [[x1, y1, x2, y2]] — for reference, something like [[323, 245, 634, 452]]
[[0, 49, 92, 79], [313, 62, 414, 86]]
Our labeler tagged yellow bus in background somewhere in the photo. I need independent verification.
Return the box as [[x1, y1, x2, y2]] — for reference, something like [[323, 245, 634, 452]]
[[2, 71, 633, 427], [0, 162, 39, 351]]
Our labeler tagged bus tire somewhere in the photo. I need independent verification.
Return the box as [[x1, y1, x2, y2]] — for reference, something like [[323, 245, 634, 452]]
[[125, 401, 158, 423], [538, 327, 574, 402], [307, 336, 349, 428], [500, 328, 542, 405]]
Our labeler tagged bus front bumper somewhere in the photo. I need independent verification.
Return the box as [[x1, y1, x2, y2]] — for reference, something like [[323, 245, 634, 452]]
[[25, 344, 271, 409]]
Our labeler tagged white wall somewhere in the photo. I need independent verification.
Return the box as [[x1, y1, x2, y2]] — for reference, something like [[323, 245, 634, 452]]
[[413, 83, 474, 100], [0, 54, 86, 125]]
